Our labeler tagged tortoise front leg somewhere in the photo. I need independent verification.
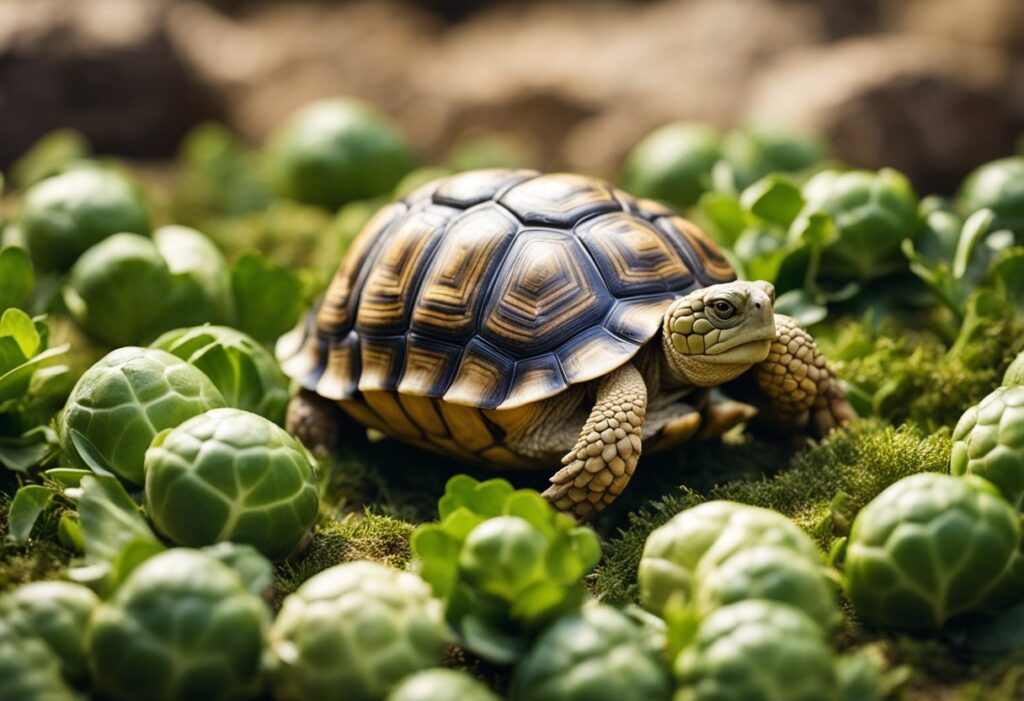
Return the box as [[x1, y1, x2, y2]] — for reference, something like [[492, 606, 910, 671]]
[[754, 314, 856, 437], [543, 363, 647, 519]]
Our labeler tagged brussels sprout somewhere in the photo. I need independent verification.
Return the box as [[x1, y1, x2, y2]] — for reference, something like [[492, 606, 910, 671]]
[[957, 157, 1024, 235], [845, 473, 1021, 632], [153, 226, 233, 328], [458, 516, 549, 600], [87, 549, 269, 701], [0, 581, 99, 683], [447, 133, 537, 172], [509, 604, 672, 701], [674, 601, 838, 701], [0, 618, 81, 701], [1005, 351, 1024, 387], [952, 386, 1024, 510], [387, 669, 499, 701], [267, 98, 416, 208], [269, 561, 447, 701], [63, 233, 174, 346], [694, 545, 840, 631], [620, 123, 722, 209], [60, 347, 226, 484], [797, 168, 919, 281], [145, 408, 319, 560], [20, 165, 150, 271], [638, 502, 821, 616], [152, 325, 290, 424], [721, 127, 829, 190]]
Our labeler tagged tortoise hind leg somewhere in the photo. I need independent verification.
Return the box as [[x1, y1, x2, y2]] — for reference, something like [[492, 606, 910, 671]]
[[754, 314, 856, 437], [285, 389, 348, 457], [543, 363, 647, 520]]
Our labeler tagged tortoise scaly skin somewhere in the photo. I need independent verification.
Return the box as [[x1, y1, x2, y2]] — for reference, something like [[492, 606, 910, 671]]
[[277, 170, 854, 518]]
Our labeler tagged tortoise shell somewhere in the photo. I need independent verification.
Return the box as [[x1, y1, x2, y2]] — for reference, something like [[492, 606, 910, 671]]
[[277, 169, 735, 410]]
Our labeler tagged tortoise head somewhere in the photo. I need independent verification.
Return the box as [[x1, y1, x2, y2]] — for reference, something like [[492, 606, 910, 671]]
[[661, 281, 776, 387]]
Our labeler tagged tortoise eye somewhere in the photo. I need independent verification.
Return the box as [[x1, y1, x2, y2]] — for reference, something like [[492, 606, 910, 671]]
[[712, 300, 735, 319]]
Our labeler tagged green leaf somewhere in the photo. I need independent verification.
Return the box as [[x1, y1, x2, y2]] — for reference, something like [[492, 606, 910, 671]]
[[503, 490, 557, 537], [411, 524, 461, 597], [109, 538, 166, 588], [788, 211, 836, 250], [10, 129, 89, 188], [988, 247, 1024, 308], [697, 192, 746, 247], [741, 175, 804, 227], [0, 308, 40, 358], [43, 468, 93, 488], [438, 475, 514, 520], [775, 289, 828, 326], [58, 513, 84, 552], [6, 485, 54, 544], [68, 429, 117, 476], [0, 246, 33, 310], [953, 208, 994, 279], [77, 475, 159, 564], [0, 344, 68, 404], [0, 426, 58, 473], [230, 252, 304, 344]]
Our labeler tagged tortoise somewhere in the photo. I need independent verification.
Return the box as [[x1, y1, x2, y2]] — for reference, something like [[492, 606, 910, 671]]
[[277, 169, 855, 518]]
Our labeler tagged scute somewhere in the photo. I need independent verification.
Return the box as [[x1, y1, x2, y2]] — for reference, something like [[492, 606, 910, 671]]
[[277, 169, 736, 410]]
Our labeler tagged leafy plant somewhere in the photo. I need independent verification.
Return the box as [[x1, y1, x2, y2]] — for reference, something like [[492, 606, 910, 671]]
[[229, 252, 306, 345], [411, 475, 601, 662]]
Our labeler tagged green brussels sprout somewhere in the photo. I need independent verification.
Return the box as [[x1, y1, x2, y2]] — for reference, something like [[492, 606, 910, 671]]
[[0, 581, 99, 683], [269, 561, 447, 701], [797, 168, 919, 281], [638, 502, 821, 616], [152, 325, 290, 424], [145, 408, 319, 560], [845, 473, 1021, 632], [60, 347, 226, 484], [509, 604, 672, 701], [267, 98, 416, 209], [0, 618, 81, 701], [957, 156, 1024, 234], [458, 516, 549, 600], [447, 133, 537, 172], [952, 386, 1024, 510], [1005, 351, 1024, 387], [387, 669, 499, 701], [620, 123, 722, 209], [721, 127, 829, 190], [20, 165, 150, 271], [153, 226, 233, 328], [694, 545, 840, 631], [674, 601, 838, 701], [63, 233, 174, 346], [87, 549, 270, 701]]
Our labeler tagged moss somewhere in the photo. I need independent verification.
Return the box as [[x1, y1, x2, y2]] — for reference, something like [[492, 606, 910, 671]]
[[272, 510, 415, 608], [592, 421, 951, 604], [819, 313, 1024, 431], [0, 494, 72, 593]]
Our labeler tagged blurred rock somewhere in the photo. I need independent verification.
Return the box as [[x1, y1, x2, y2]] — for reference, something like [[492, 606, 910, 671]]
[[885, 0, 1024, 53], [745, 36, 1015, 194], [0, 0, 222, 169], [169, 0, 822, 175]]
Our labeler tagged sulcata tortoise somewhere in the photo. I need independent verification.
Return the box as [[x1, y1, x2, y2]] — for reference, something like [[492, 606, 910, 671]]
[[277, 169, 855, 518]]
